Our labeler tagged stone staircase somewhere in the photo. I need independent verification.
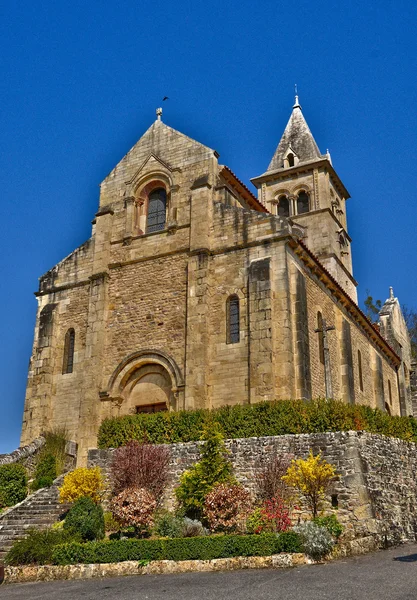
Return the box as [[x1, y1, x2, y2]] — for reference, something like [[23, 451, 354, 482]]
[[0, 475, 69, 563]]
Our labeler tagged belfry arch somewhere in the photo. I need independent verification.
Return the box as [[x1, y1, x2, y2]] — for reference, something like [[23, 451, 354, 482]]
[[105, 350, 185, 415]]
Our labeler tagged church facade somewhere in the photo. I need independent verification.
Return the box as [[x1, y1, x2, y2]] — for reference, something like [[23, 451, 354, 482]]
[[21, 99, 414, 463]]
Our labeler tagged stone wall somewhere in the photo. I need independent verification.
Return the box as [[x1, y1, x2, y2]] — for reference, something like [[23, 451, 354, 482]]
[[88, 431, 417, 545], [0, 438, 45, 477]]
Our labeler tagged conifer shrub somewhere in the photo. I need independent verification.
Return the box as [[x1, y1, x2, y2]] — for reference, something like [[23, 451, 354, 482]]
[[64, 496, 105, 541], [0, 463, 27, 507], [152, 510, 184, 538], [31, 453, 57, 491], [59, 467, 105, 504], [98, 399, 417, 448], [110, 440, 170, 500], [175, 423, 235, 519], [203, 484, 252, 533]]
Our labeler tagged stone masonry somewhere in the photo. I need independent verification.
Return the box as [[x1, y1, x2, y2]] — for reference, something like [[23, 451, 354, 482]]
[[21, 100, 414, 465], [89, 431, 417, 546]]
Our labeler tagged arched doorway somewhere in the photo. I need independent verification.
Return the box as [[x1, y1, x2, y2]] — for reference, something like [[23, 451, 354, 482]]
[[104, 349, 185, 416]]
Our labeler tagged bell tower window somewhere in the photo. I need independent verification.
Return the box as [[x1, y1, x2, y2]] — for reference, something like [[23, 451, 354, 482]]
[[146, 188, 167, 233], [287, 153, 295, 167], [297, 191, 309, 214], [277, 195, 290, 218]]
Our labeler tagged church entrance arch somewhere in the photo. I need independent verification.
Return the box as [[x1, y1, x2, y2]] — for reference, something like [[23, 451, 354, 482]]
[[106, 349, 184, 415]]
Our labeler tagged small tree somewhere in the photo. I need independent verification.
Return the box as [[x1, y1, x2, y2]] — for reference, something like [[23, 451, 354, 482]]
[[110, 440, 170, 500], [256, 453, 293, 502], [203, 483, 251, 533], [175, 422, 235, 519], [110, 487, 157, 535], [282, 450, 337, 518]]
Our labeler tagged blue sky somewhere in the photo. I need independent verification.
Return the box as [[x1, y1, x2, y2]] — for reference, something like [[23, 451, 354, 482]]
[[1, 0, 416, 453]]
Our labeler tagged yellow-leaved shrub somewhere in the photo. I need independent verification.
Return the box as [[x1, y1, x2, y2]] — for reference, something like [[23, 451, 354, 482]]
[[59, 467, 104, 504]]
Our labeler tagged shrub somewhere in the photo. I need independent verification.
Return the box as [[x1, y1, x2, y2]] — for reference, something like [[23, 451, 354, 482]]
[[59, 467, 105, 504], [31, 453, 57, 491], [282, 451, 337, 518], [181, 517, 208, 537], [175, 423, 235, 519], [293, 521, 334, 560], [256, 454, 293, 502], [64, 496, 105, 541], [42, 429, 67, 475], [0, 464, 27, 507], [5, 528, 78, 566], [204, 484, 252, 533], [259, 496, 292, 533], [98, 399, 417, 448], [110, 487, 157, 533], [313, 514, 344, 539], [110, 440, 170, 500], [246, 507, 267, 535], [153, 510, 184, 538], [104, 511, 122, 533], [52, 531, 303, 565]]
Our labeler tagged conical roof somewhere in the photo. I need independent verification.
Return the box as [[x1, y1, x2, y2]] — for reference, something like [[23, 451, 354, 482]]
[[267, 97, 324, 171]]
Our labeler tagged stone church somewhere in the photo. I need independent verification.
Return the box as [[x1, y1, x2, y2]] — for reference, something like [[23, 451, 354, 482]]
[[21, 97, 414, 463]]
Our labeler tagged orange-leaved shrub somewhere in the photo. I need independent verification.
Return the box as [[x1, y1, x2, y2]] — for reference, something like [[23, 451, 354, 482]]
[[203, 483, 252, 533], [110, 487, 157, 532], [110, 440, 170, 500]]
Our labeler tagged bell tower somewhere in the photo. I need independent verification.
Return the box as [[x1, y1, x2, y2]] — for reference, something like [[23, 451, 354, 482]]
[[251, 95, 357, 302]]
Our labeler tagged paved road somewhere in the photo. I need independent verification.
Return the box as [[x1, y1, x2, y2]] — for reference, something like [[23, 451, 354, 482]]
[[2, 543, 417, 600]]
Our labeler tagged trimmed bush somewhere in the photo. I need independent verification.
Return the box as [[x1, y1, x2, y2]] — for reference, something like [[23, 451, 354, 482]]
[[204, 484, 252, 532], [0, 464, 27, 507], [153, 511, 184, 538], [64, 496, 105, 541], [31, 453, 57, 491], [98, 399, 417, 448], [52, 531, 302, 565], [59, 467, 105, 504], [5, 528, 78, 566]]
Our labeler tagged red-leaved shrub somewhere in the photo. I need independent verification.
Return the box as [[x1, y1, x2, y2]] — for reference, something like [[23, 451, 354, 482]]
[[260, 496, 292, 533], [256, 453, 293, 501], [203, 483, 252, 533], [110, 440, 170, 500], [110, 487, 157, 531]]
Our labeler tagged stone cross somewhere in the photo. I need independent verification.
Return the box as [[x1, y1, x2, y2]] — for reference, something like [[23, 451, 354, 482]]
[[315, 318, 336, 399]]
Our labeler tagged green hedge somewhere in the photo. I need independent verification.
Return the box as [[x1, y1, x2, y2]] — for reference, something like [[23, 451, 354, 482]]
[[52, 532, 302, 565], [98, 399, 417, 448]]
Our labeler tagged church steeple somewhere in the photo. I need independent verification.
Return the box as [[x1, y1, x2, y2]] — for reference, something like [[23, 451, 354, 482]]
[[251, 96, 357, 303], [267, 94, 324, 172]]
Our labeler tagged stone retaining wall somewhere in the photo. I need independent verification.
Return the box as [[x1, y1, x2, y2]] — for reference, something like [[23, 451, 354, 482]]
[[0, 438, 45, 476], [89, 431, 417, 545]]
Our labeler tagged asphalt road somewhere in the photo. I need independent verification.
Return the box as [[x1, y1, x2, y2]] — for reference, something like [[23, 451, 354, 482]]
[[2, 543, 417, 600]]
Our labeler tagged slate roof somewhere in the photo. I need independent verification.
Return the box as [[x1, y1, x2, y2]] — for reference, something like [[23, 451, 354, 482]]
[[267, 99, 324, 171]]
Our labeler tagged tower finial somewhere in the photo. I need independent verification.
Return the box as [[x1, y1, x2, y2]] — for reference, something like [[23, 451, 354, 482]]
[[293, 84, 301, 109], [389, 286, 395, 299], [156, 107, 162, 121]]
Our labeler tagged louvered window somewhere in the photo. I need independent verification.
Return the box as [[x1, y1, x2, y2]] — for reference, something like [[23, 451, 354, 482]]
[[228, 296, 240, 344], [63, 328, 75, 374], [146, 188, 167, 233]]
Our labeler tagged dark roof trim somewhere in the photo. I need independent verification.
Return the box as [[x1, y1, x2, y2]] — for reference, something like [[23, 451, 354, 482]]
[[289, 238, 401, 367], [220, 166, 268, 213]]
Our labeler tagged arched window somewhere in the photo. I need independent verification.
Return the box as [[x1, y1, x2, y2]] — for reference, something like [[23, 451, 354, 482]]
[[62, 328, 75, 374], [287, 153, 295, 167], [317, 312, 324, 365], [358, 350, 364, 392], [297, 191, 309, 214], [146, 188, 167, 233], [277, 195, 290, 218], [227, 295, 240, 344]]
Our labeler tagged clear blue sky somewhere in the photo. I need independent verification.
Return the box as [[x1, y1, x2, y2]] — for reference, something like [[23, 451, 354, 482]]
[[1, 0, 416, 453]]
